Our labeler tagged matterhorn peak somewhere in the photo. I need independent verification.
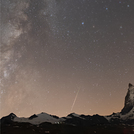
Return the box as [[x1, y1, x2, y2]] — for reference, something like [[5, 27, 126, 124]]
[[121, 83, 134, 115], [128, 83, 134, 90], [129, 83, 133, 88]]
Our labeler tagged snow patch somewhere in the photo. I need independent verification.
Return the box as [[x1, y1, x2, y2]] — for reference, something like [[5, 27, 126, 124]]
[[14, 112, 64, 125]]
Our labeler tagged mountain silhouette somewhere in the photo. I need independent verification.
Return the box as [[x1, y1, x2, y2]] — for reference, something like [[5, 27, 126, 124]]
[[1, 83, 134, 134]]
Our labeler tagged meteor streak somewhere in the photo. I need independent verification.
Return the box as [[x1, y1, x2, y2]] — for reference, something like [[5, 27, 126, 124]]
[[71, 88, 80, 111]]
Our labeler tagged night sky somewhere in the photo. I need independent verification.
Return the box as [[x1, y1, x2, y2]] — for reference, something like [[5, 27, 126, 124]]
[[0, 0, 134, 118]]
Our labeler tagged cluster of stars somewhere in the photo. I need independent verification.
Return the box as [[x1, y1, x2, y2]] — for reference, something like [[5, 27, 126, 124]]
[[0, 0, 134, 118]]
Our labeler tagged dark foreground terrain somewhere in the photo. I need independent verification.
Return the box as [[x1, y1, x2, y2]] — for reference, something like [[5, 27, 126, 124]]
[[1, 122, 134, 134]]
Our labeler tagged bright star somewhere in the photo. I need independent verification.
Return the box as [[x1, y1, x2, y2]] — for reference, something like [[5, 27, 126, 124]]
[[106, 8, 108, 10], [82, 22, 84, 25]]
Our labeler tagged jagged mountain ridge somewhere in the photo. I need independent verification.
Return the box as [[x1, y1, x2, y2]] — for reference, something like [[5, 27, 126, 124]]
[[121, 83, 134, 115], [0, 112, 109, 126], [105, 83, 134, 124], [1, 83, 134, 126]]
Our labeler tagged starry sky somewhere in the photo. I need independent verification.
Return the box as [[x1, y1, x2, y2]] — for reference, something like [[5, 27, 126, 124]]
[[0, 0, 134, 118]]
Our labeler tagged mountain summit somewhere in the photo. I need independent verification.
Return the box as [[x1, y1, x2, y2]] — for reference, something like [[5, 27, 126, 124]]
[[105, 83, 134, 124], [1, 84, 134, 133], [1, 83, 134, 126], [121, 83, 134, 115]]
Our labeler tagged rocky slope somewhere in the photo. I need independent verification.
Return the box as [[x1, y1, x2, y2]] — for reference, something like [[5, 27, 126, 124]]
[[105, 83, 134, 124]]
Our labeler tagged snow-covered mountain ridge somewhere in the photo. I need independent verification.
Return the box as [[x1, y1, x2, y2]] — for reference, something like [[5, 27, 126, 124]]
[[105, 83, 134, 123], [121, 83, 134, 115], [13, 112, 65, 125], [1, 83, 134, 126]]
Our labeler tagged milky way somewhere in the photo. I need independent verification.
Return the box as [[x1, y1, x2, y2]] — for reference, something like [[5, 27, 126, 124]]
[[0, 0, 134, 117]]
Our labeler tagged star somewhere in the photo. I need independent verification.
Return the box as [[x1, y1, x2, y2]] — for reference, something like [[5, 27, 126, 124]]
[[82, 22, 84, 25], [0, 0, 134, 118]]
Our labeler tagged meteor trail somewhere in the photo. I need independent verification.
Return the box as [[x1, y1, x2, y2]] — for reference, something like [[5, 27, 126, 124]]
[[71, 88, 80, 111]]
